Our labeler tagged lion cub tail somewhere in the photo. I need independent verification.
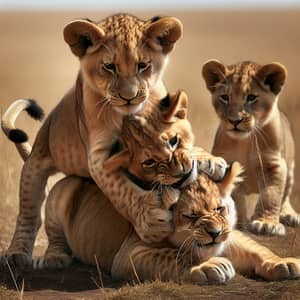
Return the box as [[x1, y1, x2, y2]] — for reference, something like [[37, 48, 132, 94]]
[[1, 99, 44, 161]]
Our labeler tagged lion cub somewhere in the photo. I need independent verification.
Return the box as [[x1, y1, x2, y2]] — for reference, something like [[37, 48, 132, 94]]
[[37, 151, 300, 284], [1, 14, 184, 266], [3, 90, 228, 267], [202, 60, 299, 235]]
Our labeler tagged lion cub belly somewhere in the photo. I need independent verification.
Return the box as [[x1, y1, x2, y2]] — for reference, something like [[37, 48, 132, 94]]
[[61, 180, 131, 271]]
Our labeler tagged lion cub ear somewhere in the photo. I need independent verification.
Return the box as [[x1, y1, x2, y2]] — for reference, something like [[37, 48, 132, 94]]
[[218, 162, 243, 197], [145, 17, 183, 54], [64, 19, 105, 57], [103, 149, 130, 173], [161, 90, 188, 123], [202, 60, 227, 93], [256, 63, 287, 95]]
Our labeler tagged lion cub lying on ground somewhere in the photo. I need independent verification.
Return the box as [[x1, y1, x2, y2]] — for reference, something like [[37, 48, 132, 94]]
[[202, 60, 299, 236], [35, 132, 300, 284], [6, 91, 300, 283]]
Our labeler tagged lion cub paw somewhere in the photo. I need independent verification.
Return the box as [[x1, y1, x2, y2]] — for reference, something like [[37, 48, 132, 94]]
[[187, 257, 235, 284], [260, 258, 300, 281], [198, 157, 227, 182], [249, 219, 285, 236], [0, 251, 32, 268], [33, 253, 72, 270], [280, 213, 300, 227]]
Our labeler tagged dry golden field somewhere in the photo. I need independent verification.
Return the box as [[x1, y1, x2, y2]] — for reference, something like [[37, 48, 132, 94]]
[[0, 10, 300, 299]]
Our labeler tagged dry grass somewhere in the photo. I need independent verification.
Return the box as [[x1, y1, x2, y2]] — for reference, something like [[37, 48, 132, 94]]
[[1, 9, 300, 300], [109, 278, 300, 300], [0, 287, 18, 300]]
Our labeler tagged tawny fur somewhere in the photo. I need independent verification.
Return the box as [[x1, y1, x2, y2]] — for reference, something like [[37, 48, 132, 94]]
[[6, 95, 300, 283], [0, 14, 185, 266], [36, 161, 300, 284], [2, 87, 227, 266], [202, 60, 299, 236]]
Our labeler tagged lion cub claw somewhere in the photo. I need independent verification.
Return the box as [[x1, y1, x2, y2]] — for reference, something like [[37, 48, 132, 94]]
[[33, 253, 72, 270], [259, 258, 300, 280], [0, 251, 32, 268], [186, 257, 235, 284], [280, 213, 300, 227], [198, 157, 228, 182], [249, 219, 286, 236]]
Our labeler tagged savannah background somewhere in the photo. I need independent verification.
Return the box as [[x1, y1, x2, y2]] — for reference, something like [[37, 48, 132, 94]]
[[0, 0, 300, 299]]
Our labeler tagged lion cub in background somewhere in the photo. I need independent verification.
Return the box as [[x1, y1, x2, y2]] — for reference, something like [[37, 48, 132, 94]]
[[202, 60, 299, 235]]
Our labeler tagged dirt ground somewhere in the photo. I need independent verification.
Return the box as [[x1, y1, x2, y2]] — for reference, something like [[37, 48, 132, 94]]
[[0, 10, 300, 300]]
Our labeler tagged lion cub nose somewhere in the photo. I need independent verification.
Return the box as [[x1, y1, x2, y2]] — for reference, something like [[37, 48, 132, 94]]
[[228, 118, 242, 127], [206, 228, 222, 239], [119, 85, 138, 101]]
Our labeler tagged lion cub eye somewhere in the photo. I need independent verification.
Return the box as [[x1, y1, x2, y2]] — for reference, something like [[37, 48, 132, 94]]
[[103, 63, 116, 73], [246, 94, 258, 103], [215, 206, 225, 213], [182, 213, 199, 220], [168, 135, 179, 150], [137, 62, 150, 73], [142, 158, 157, 168], [220, 94, 230, 104]]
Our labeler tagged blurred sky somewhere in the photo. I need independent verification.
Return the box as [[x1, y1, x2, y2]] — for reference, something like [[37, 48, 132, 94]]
[[1, 0, 300, 10]]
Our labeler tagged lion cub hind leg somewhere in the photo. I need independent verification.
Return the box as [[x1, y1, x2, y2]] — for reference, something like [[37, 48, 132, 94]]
[[0, 118, 56, 268], [33, 177, 75, 270], [1, 156, 55, 268]]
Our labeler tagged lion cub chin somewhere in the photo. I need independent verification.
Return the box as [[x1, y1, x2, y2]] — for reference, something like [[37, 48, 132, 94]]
[[202, 59, 299, 236]]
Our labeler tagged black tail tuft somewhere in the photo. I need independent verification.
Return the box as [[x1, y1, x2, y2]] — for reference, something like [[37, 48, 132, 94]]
[[26, 99, 44, 121], [8, 129, 28, 143]]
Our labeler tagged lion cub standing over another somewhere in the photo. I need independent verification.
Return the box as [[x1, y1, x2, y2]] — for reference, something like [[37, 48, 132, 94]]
[[1, 14, 183, 266], [202, 60, 299, 235]]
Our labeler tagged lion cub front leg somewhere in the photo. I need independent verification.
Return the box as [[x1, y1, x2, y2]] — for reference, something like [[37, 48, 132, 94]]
[[224, 230, 300, 280], [249, 159, 287, 236], [187, 257, 235, 284], [195, 148, 228, 182], [117, 244, 235, 284], [90, 150, 173, 243]]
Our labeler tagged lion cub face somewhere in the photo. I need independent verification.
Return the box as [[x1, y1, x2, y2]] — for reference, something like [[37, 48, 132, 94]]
[[170, 162, 242, 260], [104, 91, 195, 186], [202, 60, 287, 139], [64, 14, 182, 115]]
